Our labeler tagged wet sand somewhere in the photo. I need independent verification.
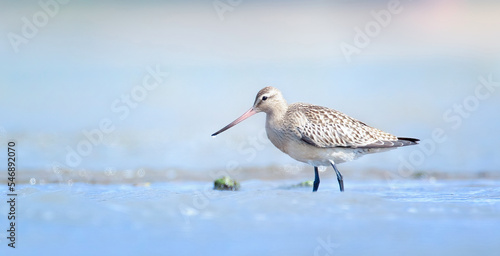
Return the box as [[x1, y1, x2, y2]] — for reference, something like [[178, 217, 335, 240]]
[[2, 167, 499, 185]]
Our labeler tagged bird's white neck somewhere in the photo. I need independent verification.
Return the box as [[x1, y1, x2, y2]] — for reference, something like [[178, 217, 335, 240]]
[[265, 100, 288, 127]]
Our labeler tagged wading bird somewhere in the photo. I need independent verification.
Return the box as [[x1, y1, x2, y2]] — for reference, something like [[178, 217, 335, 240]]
[[212, 87, 419, 192]]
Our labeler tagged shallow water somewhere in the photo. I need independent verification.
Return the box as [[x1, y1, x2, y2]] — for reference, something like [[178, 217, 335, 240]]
[[1, 179, 499, 256]]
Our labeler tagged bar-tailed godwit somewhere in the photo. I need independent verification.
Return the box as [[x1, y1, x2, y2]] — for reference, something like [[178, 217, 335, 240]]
[[212, 87, 419, 192]]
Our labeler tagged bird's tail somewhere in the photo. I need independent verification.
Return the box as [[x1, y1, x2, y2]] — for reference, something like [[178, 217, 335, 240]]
[[397, 137, 420, 147]]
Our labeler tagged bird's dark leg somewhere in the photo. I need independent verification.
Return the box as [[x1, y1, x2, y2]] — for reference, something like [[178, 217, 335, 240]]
[[331, 163, 344, 192], [313, 166, 320, 192]]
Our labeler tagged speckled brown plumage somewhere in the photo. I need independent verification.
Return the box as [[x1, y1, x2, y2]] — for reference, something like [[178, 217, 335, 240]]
[[288, 103, 415, 148]]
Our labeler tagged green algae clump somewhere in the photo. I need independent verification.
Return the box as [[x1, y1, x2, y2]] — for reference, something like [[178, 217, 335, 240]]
[[292, 180, 314, 188], [214, 176, 240, 191]]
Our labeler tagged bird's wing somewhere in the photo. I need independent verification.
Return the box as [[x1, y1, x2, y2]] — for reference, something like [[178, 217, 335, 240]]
[[290, 104, 404, 148]]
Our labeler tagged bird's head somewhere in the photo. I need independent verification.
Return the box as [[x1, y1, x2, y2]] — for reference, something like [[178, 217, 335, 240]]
[[252, 86, 286, 115], [211, 86, 287, 137]]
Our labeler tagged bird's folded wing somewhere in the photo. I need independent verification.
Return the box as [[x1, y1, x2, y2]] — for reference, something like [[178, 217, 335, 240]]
[[291, 104, 400, 148]]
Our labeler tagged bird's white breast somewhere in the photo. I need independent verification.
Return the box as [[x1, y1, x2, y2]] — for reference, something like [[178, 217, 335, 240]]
[[285, 141, 358, 166]]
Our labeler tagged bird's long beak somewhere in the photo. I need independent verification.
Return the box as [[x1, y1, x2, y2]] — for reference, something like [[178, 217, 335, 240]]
[[211, 108, 257, 137]]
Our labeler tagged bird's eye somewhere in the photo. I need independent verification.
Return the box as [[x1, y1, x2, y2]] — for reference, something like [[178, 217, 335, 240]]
[[262, 96, 268, 101]]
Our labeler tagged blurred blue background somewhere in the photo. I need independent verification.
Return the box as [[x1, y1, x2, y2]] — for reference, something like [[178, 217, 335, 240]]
[[1, 0, 499, 177], [2, 2, 500, 256]]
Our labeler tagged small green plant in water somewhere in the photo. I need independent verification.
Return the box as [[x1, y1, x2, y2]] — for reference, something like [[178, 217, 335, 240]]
[[214, 176, 240, 191], [292, 180, 314, 188], [412, 171, 427, 179]]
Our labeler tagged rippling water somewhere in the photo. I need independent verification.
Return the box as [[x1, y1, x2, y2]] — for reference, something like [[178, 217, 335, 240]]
[[1, 180, 499, 256]]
